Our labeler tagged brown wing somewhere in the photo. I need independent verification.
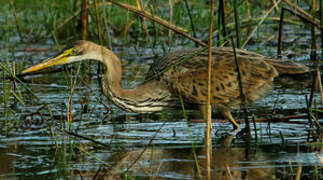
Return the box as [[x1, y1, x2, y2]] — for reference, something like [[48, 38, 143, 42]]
[[146, 47, 279, 109], [146, 47, 266, 80]]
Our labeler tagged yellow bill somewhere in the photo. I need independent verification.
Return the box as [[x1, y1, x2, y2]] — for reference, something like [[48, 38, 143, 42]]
[[22, 48, 73, 74]]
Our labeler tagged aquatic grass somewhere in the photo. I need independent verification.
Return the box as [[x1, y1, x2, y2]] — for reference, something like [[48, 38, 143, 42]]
[[183, 0, 197, 46], [1, 12, 25, 121], [1, 1, 322, 178], [0, 0, 301, 47], [242, 0, 281, 48], [108, 0, 207, 47], [2, 11, 10, 114], [134, 0, 152, 46], [9, 0, 24, 43], [179, 95, 201, 178], [123, 121, 167, 176]]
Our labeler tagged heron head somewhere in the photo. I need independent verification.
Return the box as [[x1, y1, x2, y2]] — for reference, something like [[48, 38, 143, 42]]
[[22, 40, 90, 74]]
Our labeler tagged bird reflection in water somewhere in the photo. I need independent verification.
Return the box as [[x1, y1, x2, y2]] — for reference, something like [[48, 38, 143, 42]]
[[103, 134, 277, 180]]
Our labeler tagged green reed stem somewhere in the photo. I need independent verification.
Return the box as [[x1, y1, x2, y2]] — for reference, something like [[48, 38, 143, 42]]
[[183, 0, 197, 47], [231, 36, 251, 141], [179, 95, 201, 178], [9, 0, 24, 43], [4, 11, 10, 110]]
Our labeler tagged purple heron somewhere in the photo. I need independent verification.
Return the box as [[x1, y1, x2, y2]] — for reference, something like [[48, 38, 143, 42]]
[[23, 40, 309, 130]]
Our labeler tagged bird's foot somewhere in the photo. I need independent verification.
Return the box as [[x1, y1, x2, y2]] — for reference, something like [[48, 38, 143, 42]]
[[228, 125, 240, 135], [236, 127, 252, 141]]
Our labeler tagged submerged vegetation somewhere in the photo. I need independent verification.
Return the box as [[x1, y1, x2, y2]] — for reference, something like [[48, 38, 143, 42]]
[[0, 0, 322, 179]]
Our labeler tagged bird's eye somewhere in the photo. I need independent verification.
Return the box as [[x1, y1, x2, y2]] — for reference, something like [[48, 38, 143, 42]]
[[71, 48, 78, 55]]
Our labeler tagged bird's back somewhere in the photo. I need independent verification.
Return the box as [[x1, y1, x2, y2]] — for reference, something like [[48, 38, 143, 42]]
[[145, 47, 308, 110]]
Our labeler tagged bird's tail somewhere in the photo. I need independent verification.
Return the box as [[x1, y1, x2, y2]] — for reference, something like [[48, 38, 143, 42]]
[[265, 59, 309, 75]]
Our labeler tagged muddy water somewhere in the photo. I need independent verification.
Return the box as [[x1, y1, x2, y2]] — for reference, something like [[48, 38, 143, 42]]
[[1, 26, 323, 179]]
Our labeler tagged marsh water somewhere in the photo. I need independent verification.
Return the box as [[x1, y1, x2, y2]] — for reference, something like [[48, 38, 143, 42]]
[[1, 2, 323, 179], [1, 39, 322, 179]]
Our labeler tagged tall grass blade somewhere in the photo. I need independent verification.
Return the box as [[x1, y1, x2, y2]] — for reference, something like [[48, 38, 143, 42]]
[[179, 95, 201, 178], [233, 0, 240, 48], [9, 0, 24, 43]]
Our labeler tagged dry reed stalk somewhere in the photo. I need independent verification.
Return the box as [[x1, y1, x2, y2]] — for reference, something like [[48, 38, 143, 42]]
[[242, 0, 281, 48], [118, 0, 152, 36], [283, 0, 323, 30], [81, 0, 87, 40], [206, 0, 215, 179], [107, 1, 207, 47], [94, 0, 103, 44], [272, 0, 280, 12], [101, 3, 112, 49], [168, 0, 173, 43], [67, 56, 82, 128], [49, 126, 59, 150], [135, 0, 151, 42], [295, 163, 303, 180]]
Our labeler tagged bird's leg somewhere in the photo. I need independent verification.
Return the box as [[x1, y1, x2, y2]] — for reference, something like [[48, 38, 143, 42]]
[[222, 110, 240, 130], [200, 106, 239, 131]]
